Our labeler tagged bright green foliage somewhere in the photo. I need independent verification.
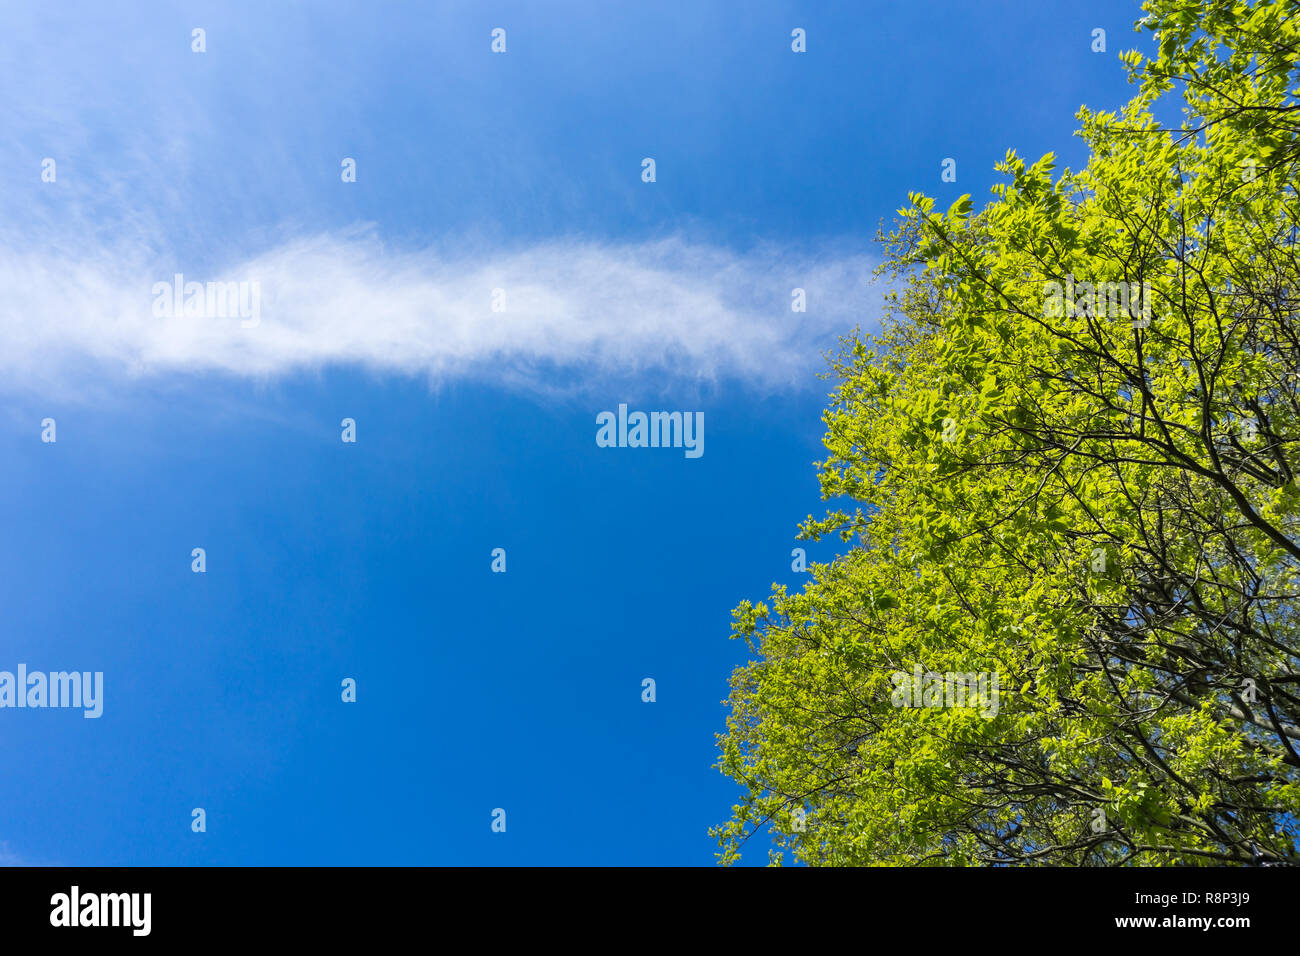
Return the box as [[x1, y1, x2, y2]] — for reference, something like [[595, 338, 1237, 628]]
[[715, 0, 1300, 865]]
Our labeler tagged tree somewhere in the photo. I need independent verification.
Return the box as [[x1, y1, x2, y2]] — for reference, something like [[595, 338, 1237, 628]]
[[714, 0, 1300, 866]]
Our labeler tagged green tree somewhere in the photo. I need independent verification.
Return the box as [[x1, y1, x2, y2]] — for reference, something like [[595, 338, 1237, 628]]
[[715, 0, 1300, 866]]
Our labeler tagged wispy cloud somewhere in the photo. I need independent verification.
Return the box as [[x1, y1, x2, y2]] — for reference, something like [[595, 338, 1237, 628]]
[[0, 841, 26, 867], [0, 3, 881, 400], [0, 229, 878, 398]]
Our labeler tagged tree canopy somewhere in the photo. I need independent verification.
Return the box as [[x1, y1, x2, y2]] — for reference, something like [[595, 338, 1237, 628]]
[[715, 0, 1300, 865]]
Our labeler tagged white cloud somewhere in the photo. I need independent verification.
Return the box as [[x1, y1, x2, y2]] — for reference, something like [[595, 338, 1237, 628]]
[[0, 229, 878, 397], [0, 841, 25, 866]]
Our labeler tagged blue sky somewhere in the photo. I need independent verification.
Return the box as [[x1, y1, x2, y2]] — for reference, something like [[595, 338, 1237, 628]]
[[0, 0, 1144, 865]]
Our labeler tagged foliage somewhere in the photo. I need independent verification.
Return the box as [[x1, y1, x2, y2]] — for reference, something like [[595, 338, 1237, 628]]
[[715, 0, 1300, 865]]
